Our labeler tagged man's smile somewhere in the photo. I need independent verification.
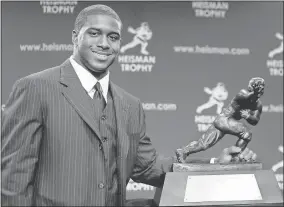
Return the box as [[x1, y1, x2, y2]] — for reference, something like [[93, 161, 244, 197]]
[[91, 50, 112, 60]]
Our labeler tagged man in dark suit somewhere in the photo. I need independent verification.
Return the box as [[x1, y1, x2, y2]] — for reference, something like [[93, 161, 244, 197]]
[[1, 4, 257, 206]]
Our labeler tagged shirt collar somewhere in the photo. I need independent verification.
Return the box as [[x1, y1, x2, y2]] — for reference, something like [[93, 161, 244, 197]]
[[69, 56, 109, 102]]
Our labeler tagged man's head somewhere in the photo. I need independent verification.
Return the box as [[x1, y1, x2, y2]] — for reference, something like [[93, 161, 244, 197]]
[[72, 4, 122, 78], [248, 77, 265, 98]]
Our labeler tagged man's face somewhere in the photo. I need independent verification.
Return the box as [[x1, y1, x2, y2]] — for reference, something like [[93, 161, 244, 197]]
[[73, 14, 121, 74]]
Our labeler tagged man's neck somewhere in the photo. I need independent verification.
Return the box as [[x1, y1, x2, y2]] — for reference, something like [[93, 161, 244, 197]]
[[72, 55, 109, 80], [88, 69, 108, 80]]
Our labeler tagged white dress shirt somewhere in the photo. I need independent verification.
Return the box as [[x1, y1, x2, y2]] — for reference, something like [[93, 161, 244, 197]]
[[69, 56, 109, 103]]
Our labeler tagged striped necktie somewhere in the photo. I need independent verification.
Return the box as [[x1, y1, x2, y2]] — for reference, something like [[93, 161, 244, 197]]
[[93, 82, 106, 111]]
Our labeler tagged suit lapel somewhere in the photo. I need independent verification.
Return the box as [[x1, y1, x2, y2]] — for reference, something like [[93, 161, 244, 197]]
[[110, 82, 130, 160], [110, 82, 130, 206], [59, 59, 102, 141]]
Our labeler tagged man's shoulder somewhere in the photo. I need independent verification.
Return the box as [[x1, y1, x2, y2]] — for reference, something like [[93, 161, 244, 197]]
[[15, 62, 64, 88], [111, 82, 140, 104]]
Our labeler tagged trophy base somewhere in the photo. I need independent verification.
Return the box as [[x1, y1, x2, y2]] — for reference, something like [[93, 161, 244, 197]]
[[154, 162, 283, 206], [173, 162, 263, 172]]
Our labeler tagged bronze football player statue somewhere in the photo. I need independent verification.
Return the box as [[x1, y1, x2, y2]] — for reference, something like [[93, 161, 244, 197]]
[[176, 77, 265, 163]]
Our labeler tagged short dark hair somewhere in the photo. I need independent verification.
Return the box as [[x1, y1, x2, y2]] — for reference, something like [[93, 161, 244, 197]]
[[74, 4, 122, 32]]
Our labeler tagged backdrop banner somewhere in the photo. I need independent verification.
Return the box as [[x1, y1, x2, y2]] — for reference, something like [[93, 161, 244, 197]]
[[1, 1, 283, 199]]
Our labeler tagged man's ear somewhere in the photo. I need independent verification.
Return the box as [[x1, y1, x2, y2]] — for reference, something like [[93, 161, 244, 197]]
[[72, 30, 78, 46]]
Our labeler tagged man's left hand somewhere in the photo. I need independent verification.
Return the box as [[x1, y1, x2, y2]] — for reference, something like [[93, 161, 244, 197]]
[[216, 146, 257, 164]]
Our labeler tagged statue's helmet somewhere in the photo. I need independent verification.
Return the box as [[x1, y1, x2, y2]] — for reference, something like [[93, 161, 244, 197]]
[[248, 77, 265, 97], [141, 22, 149, 28]]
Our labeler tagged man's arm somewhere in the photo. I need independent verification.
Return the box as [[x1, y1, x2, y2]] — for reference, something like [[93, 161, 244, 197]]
[[245, 103, 262, 126], [130, 102, 210, 188], [129, 102, 258, 188], [204, 87, 212, 94], [129, 101, 174, 188], [1, 79, 44, 206]]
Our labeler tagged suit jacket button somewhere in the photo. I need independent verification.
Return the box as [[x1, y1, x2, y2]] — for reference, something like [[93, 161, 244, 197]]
[[99, 144, 103, 150], [98, 183, 105, 189], [101, 115, 106, 120]]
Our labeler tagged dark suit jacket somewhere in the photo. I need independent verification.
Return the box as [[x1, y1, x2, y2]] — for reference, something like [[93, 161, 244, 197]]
[[1, 59, 175, 206]]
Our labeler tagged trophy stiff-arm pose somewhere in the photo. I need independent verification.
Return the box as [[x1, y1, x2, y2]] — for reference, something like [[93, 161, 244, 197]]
[[176, 77, 265, 163]]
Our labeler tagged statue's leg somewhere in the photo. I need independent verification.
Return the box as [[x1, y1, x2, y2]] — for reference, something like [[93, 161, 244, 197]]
[[226, 118, 252, 150], [141, 42, 149, 55], [214, 114, 234, 134], [175, 125, 224, 163], [233, 130, 252, 161], [214, 115, 252, 151]]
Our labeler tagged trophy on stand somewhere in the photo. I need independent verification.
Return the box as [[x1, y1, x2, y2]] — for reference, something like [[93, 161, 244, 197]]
[[154, 77, 283, 206], [175, 77, 265, 167]]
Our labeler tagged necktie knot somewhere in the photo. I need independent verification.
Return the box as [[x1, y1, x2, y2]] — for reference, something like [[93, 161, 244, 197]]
[[93, 82, 106, 111], [94, 82, 103, 99]]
